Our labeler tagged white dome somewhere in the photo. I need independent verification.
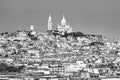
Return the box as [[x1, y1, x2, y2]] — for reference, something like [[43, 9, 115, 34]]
[[61, 15, 66, 25], [30, 25, 34, 30]]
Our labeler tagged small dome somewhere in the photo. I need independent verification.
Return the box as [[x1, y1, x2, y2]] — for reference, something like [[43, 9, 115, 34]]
[[67, 23, 70, 28], [30, 25, 34, 30]]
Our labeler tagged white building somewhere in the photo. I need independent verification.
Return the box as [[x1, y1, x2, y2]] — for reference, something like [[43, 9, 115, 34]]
[[47, 15, 73, 34], [57, 15, 73, 34], [30, 25, 34, 31], [48, 14, 52, 31], [30, 25, 36, 35]]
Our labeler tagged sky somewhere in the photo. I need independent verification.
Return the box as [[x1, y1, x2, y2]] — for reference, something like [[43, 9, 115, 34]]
[[0, 0, 120, 39]]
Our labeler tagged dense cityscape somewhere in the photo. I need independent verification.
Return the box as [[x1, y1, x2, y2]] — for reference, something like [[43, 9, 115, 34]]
[[0, 15, 120, 80]]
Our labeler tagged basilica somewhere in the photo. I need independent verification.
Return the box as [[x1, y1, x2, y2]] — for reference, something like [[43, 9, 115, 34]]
[[48, 15, 73, 35]]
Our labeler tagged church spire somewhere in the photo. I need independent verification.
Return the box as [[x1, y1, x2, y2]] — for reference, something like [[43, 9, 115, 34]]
[[48, 14, 52, 30]]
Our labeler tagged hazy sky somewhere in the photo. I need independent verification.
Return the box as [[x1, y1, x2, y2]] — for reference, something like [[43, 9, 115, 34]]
[[0, 0, 120, 39]]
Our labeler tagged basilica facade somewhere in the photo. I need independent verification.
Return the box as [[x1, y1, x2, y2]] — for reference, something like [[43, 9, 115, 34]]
[[48, 15, 73, 35]]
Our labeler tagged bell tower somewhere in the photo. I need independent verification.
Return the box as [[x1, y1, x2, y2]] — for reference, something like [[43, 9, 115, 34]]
[[48, 14, 52, 30]]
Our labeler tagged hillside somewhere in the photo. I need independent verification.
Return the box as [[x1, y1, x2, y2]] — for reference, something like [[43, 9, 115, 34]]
[[0, 30, 119, 64]]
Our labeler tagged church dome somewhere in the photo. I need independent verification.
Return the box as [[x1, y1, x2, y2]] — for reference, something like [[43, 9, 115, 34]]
[[30, 25, 34, 30], [61, 15, 66, 26]]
